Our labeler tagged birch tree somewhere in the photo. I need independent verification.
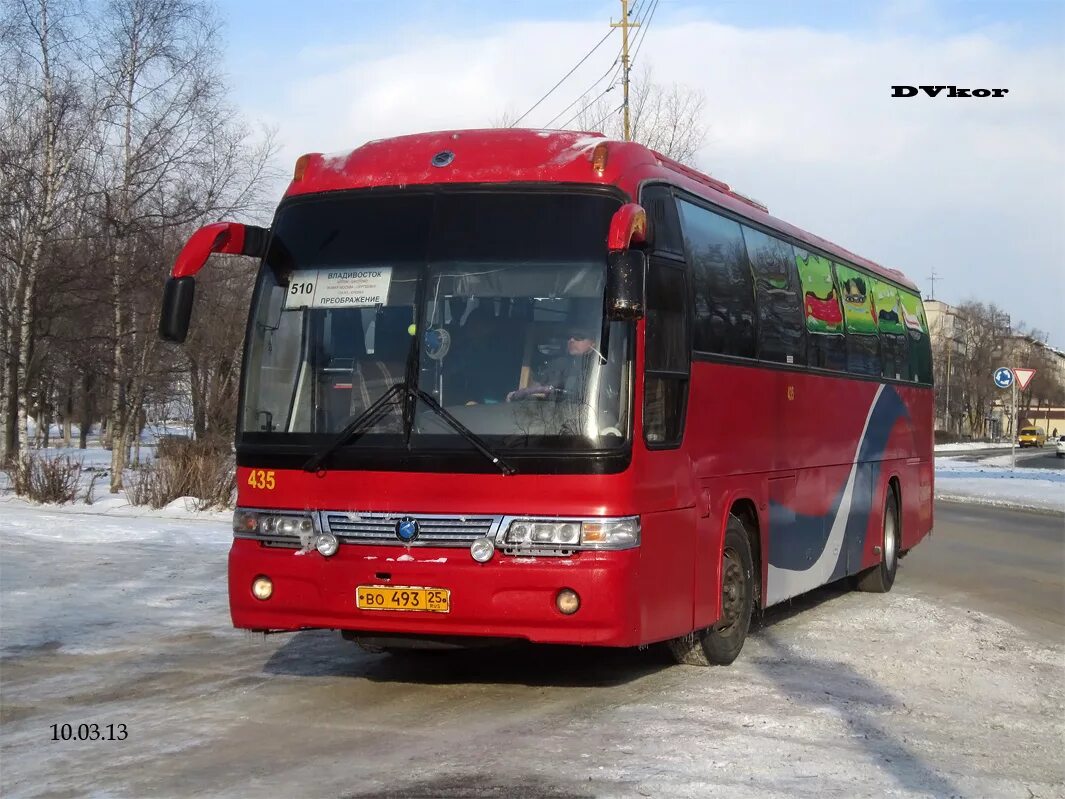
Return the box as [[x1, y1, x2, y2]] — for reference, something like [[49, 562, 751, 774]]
[[0, 0, 97, 479], [92, 0, 276, 490]]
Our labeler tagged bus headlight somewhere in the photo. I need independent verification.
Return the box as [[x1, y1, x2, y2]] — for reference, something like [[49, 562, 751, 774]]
[[501, 516, 640, 550], [233, 509, 315, 539]]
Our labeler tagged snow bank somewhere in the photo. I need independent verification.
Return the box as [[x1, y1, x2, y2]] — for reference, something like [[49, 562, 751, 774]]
[[935, 457, 1064, 513], [933, 441, 1012, 453]]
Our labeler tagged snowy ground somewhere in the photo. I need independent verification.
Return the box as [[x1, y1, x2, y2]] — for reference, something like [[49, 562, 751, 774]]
[[0, 441, 1061, 797], [933, 441, 1014, 453], [1, 499, 1063, 798], [935, 454, 1064, 513]]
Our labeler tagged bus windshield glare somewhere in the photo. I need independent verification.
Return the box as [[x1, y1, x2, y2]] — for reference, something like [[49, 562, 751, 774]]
[[240, 190, 632, 454]]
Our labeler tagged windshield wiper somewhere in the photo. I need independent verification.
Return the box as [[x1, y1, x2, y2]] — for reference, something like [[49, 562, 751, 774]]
[[302, 381, 404, 472], [411, 387, 517, 476], [301, 380, 516, 476]]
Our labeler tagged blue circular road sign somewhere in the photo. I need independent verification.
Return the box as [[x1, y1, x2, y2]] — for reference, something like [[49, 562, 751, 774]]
[[993, 367, 1013, 389]]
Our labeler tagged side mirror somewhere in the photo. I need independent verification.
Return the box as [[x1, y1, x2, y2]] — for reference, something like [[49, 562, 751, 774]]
[[159, 222, 269, 344], [159, 276, 196, 343], [606, 250, 646, 320], [172, 222, 269, 279]]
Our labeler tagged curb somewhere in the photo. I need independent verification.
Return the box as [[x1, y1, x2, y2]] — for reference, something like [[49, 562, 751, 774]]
[[935, 494, 1065, 517]]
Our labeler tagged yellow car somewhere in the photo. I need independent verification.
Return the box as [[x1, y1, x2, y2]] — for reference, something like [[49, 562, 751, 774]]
[[1017, 427, 1047, 447]]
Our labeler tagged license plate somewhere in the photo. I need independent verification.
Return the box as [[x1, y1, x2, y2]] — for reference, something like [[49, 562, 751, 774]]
[[356, 585, 450, 613]]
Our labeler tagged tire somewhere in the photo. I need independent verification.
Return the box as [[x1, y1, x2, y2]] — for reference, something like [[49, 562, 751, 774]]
[[668, 514, 755, 666], [856, 484, 899, 593]]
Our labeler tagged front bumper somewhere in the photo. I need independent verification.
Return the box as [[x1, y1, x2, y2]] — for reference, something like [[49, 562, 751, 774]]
[[228, 539, 643, 647]]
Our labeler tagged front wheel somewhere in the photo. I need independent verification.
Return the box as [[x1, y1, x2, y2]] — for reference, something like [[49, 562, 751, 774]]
[[856, 485, 899, 593], [668, 515, 755, 666]]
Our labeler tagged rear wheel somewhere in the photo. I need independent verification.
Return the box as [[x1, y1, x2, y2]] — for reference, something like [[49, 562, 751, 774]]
[[668, 515, 755, 666], [856, 484, 899, 593]]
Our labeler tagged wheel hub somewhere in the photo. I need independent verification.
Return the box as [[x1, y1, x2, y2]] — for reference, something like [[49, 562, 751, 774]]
[[719, 549, 746, 629]]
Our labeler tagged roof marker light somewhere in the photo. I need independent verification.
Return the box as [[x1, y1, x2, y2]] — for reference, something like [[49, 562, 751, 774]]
[[293, 154, 313, 182], [591, 142, 609, 176]]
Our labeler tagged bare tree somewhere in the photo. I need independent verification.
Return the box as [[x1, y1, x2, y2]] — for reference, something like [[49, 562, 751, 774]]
[[0, 0, 99, 480], [947, 301, 1013, 438], [91, 0, 278, 490], [573, 65, 707, 166]]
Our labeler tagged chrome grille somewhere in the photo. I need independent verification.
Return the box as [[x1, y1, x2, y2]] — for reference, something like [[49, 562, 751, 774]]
[[322, 513, 501, 547]]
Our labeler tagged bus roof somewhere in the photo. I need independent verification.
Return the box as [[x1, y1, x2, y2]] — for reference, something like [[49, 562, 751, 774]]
[[286, 128, 919, 293]]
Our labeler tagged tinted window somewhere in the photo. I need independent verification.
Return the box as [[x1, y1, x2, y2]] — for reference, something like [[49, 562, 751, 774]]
[[741, 226, 806, 365], [640, 185, 684, 254], [836, 264, 881, 376], [644, 376, 686, 445], [795, 248, 847, 371], [645, 262, 688, 373], [870, 279, 910, 381], [643, 260, 688, 446], [676, 200, 756, 358], [900, 290, 933, 384]]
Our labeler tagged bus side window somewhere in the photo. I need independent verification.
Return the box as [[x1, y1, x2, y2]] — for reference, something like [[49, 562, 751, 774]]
[[675, 199, 756, 359], [901, 290, 934, 385], [644, 261, 689, 446], [835, 263, 881, 377], [741, 226, 806, 366], [870, 279, 910, 382], [794, 247, 846, 371]]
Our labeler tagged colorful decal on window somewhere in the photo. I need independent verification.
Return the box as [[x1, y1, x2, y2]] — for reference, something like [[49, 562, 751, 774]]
[[870, 279, 904, 335], [835, 264, 878, 335], [795, 250, 843, 334], [899, 291, 928, 335]]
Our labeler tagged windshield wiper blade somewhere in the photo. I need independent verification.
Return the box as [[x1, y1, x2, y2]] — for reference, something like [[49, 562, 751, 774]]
[[302, 381, 404, 472], [412, 387, 517, 476]]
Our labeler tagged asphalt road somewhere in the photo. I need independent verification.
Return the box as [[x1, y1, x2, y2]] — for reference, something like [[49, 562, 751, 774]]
[[1, 500, 1062, 798], [902, 501, 1065, 638]]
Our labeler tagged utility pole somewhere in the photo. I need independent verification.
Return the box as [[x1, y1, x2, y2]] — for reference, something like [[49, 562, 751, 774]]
[[927, 268, 939, 300], [610, 0, 640, 141]]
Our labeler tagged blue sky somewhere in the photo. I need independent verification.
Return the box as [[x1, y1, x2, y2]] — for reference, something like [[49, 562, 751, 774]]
[[213, 0, 1065, 345]]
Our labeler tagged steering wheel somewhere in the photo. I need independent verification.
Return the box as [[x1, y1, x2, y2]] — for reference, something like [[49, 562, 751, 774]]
[[509, 386, 570, 402]]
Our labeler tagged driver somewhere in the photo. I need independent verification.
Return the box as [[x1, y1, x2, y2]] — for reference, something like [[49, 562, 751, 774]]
[[507, 325, 601, 401]]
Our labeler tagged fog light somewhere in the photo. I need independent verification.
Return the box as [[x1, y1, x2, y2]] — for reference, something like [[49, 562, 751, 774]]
[[556, 588, 580, 615], [315, 533, 339, 557], [470, 536, 495, 563], [251, 576, 273, 601]]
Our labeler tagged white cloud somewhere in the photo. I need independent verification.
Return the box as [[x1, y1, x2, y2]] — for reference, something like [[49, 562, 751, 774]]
[[240, 10, 1065, 343]]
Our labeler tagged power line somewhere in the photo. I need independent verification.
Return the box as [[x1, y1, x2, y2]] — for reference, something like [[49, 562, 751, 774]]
[[543, 58, 621, 128], [510, 28, 617, 128], [560, 82, 619, 130], [591, 103, 625, 131], [541, 0, 651, 129], [629, 0, 660, 69]]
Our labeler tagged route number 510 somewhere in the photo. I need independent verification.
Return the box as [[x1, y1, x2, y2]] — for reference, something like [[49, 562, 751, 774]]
[[247, 470, 276, 490]]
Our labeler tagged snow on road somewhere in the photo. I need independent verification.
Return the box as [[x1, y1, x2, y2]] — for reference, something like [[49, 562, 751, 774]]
[[1, 500, 1062, 798]]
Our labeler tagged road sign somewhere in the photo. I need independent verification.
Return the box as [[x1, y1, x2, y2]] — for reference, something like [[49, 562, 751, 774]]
[[993, 367, 1013, 389], [1014, 368, 1036, 390]]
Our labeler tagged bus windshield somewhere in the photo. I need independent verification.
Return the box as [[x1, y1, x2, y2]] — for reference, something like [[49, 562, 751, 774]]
[[240, 190, 632, 455]]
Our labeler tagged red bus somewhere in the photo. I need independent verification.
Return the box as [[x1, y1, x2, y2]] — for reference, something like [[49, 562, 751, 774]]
[[160, 129, 934, 665]]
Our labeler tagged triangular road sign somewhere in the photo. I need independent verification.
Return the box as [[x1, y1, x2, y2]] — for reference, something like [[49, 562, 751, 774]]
[[1014, 368, 1036, 390]]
